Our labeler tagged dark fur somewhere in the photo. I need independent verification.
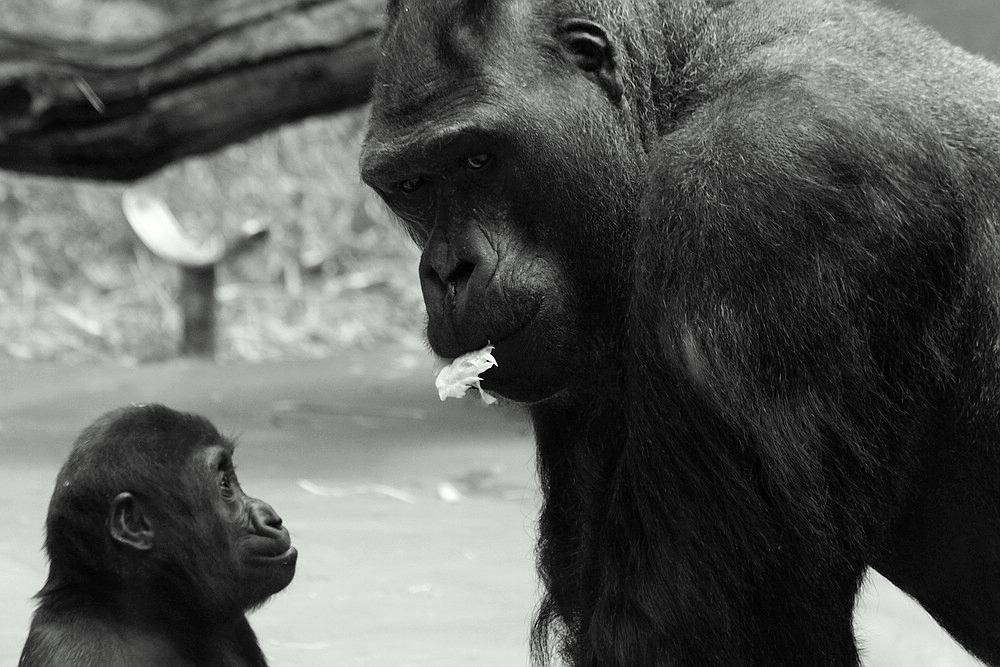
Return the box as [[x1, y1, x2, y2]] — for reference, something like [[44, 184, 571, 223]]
[[362, 0, 1000, 665], [19, 405, 296, 667]]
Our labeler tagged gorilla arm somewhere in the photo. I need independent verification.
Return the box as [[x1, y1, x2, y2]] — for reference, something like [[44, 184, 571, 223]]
[[589, 74, 978, 663]]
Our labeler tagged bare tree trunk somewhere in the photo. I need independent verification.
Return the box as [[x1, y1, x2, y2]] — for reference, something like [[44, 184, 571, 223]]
[[0, 0, 381, 181]]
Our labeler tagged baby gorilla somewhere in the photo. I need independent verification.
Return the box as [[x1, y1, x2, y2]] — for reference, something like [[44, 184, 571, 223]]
[[19, 404, 297, 667]]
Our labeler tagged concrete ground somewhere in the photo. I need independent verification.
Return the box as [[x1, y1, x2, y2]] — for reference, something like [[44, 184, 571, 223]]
[[0, 348, 986, 666]]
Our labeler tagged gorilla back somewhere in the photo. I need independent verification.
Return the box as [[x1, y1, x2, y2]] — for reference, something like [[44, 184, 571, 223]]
[[361, 0, 1000, 665]]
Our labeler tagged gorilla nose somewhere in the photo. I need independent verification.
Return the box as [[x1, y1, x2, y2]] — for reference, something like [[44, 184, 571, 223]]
[[421, 258, 475, 306], [250, 500, 286, 535], [418, 227, 497, 326]]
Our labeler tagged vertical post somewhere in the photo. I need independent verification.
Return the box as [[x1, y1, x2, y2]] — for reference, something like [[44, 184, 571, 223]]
[[178, 266, 217, 357], [122, 190, 268, 360]]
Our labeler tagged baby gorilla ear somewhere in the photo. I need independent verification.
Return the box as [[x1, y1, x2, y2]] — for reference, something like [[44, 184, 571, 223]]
[[109, 492, 155, 551]]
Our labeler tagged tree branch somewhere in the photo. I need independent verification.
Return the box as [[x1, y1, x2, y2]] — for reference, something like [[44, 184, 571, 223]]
[[0, 0, 381, 180]]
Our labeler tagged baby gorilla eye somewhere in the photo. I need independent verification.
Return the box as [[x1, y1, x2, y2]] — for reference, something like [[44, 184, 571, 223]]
[[218, 459, 237, 498], [465, 153, 492, 169]]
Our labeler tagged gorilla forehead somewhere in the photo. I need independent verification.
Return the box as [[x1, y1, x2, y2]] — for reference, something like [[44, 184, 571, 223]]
[[373, 0, 540, 118]]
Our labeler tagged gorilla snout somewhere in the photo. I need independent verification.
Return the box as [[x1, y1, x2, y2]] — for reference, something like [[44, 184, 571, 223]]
[[249, 499, 289, 543], [419, 226, 500, 356]]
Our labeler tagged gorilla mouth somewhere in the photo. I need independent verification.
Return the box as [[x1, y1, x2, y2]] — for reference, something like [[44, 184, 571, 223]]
[[249, 545, 298, 568], [436, 329, 518, 380], [430, 299, 574, 402], [433, 298, 542, 361], [451, 320, 539, 388]]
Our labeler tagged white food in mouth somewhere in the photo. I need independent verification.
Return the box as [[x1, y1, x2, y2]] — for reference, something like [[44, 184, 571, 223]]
[[434, 344, 498, 405]]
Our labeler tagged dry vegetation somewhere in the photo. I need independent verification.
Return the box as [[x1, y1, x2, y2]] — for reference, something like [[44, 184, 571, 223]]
[[0, 0, 425, 364]]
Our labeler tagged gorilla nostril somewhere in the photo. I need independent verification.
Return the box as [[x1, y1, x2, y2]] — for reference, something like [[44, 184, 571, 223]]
[[446, 261, 475, 305], [419, 259, 444, 286], [447, 261, 475, 286]]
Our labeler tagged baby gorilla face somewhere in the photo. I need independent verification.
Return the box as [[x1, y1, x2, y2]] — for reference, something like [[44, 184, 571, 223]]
[[183, 444, 298, 613]]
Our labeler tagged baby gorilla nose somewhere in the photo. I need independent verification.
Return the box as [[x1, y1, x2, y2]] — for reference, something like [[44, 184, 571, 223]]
[[250, 499, 287, 536]]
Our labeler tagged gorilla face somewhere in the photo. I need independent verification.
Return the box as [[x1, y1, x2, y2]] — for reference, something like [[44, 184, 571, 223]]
[[361, 0, 645, 402]]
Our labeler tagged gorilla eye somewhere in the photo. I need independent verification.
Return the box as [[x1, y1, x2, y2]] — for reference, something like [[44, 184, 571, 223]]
[[465, 153, 492, 169], [219, 472, 236, 499], [399, 176, 427, 193], [217, 455, 237, 498]]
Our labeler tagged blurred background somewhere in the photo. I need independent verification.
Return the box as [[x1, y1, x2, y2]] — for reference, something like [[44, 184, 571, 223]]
[[0, 0, 998, 665], [0, 0, 423, 365]]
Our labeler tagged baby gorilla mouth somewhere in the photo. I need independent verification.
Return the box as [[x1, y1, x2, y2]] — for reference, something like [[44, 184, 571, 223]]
[[248, 544, 298, 568]]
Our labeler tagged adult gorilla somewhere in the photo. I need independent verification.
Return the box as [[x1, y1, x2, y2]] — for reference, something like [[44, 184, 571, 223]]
[[361, 0, 1000, 665]]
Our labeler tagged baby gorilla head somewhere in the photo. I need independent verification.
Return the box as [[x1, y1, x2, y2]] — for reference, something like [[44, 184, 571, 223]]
[[19, 404, 297, 667]]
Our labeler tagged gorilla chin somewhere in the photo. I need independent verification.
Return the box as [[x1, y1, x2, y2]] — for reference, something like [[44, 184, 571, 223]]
[[427, 321, 580, 405]]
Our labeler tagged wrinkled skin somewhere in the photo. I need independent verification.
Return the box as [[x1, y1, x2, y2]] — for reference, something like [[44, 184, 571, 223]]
[[362, 0, 1000, 665], [18, 405, 296, 667]]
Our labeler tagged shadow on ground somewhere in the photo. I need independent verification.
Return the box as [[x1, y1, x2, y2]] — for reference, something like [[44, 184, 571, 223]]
[[0, 348, 986, 666]]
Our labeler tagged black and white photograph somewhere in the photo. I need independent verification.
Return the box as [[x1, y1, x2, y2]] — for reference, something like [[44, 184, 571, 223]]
[[2, 0, 999, 665]]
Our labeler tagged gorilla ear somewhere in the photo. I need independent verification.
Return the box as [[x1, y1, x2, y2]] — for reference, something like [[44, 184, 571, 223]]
[[558, 19, 624, 103], [109, 492, 155, 551]]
